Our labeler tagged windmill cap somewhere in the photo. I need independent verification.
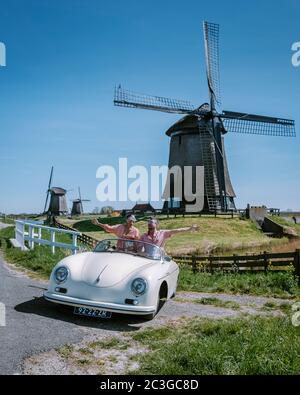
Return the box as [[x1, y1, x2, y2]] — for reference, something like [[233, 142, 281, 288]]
[[50, 187, 67, 195]]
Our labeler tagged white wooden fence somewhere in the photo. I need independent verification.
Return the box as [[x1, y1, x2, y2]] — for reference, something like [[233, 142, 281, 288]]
[[15, 220, 82, 255]]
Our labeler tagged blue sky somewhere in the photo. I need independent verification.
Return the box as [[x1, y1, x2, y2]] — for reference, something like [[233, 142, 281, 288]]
[[0, 0, 299, 213]]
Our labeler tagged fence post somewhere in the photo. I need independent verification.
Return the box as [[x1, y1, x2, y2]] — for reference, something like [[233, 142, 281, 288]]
[[38, 227, 42, 245], [209, 256, 213, 273], [233, 254, 238, 272], [72, 234, 78, 255], [192, 255, 197, 274], [29, 225, 34, 250], [294, 250, 300, 285], [263, 251, 268, 272], [15, 221, 25, 250], [50, 231, 55, 254]]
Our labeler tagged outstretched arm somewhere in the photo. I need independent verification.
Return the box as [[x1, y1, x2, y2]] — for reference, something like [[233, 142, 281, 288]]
[[166, 224, 199, 236], [92, 219, 117, 234]]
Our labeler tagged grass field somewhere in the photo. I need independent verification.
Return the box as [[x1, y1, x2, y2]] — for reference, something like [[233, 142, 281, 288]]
[[68, 215, 288, 255], [129, 315, 300, 375], [178, 266, 300, 298]]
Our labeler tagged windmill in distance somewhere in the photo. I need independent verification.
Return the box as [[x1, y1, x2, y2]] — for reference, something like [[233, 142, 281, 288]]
[[71, 187, 90, 216], [43, 166, 68, 217], [114, 21, 296, 213]]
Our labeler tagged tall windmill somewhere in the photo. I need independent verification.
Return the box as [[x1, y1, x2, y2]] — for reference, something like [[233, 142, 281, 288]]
[[43, 167, 68, 216], [114, 21, 296, 212], [71, 187, 90, 216]]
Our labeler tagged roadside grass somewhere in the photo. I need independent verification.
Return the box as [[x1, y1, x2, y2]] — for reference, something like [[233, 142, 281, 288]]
[[262, 301, 292, 314], [175, 296, 240, 309], [178, 266, 300, 298], [129, 315, 300, 375], [89, 337, 130, 351], [71, 216, 286, 255], [58, 344, 74, 359], [0, 226, 72, 278]]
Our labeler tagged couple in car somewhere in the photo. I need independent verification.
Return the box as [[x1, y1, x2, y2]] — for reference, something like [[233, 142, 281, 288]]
[[92, 214, 198, 252]]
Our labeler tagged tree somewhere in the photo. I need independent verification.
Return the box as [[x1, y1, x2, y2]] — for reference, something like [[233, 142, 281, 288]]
[[100, 206, 114, 215]]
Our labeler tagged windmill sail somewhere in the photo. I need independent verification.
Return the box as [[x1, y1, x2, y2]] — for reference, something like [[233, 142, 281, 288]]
[[114, 86, 196, 114], [43, 166, 54, 213], [221, 111, 296, 137], [203, 21, 221, 108]]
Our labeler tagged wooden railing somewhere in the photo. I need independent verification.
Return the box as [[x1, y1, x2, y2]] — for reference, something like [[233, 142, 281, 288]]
[[172, 250, 300, 284], [53, 218, 98, 249]]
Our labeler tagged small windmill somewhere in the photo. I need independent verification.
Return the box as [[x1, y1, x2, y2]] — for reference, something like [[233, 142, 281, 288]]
[[43, 166, 68, 216], [71, 187, 90, 216], [114, 21, 296, 212]]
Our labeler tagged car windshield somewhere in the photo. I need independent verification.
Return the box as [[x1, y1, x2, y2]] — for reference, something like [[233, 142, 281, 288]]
[[93, 238, 163, 261]]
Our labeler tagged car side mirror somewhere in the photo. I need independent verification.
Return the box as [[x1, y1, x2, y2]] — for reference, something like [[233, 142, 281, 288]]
[[164, 255, 172, 262]]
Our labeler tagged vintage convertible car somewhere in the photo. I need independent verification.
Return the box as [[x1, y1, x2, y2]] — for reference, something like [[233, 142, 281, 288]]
[[44, 238, 179, 319]]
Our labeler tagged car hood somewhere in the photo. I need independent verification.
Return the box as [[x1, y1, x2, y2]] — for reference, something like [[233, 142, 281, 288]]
[[80, 252, 157, 287]]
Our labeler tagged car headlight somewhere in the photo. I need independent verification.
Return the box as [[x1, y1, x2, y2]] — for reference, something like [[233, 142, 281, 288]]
[[131, 278, 147, 296], [54, 266, 69, 284]]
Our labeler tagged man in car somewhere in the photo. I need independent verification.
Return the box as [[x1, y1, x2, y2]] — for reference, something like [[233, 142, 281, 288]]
[[140, 217, 199, 257], [92, 214, 140, 250]]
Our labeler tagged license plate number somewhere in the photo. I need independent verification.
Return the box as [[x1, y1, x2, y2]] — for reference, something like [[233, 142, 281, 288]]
[[73, 307, 112, 319]]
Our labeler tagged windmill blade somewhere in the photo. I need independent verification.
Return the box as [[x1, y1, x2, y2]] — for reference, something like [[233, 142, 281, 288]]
[[220, 111, 296, 137], [114, 86, 196, 114], [81, 199, 91, 202], [78, 187, 82, 201], [43, 191, 50, 214], [43, 166, 54, 213], [48, 166, 54, 190], [203, 21, 221, 108]]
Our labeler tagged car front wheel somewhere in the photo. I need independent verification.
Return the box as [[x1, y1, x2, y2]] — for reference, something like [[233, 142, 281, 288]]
[[144, 284, 167, 320]]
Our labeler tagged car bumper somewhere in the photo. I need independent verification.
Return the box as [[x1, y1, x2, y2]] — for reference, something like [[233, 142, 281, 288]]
[[43, 291, 156, 315]]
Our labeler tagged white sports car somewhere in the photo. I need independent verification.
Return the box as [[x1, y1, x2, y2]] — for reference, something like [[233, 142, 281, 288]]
[[44, 238, 179, 320]]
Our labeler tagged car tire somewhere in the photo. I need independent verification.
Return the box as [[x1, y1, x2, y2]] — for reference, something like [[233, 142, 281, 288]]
[[144, 287, 165, 321]]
